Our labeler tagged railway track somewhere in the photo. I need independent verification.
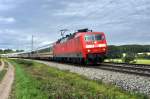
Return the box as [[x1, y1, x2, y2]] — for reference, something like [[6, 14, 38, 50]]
[[97, 63, 150, 77], [47, 60, 150, 77], [21, 58, 150, 77]]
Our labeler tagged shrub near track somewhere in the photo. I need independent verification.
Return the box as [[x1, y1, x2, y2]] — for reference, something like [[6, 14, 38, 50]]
[[9, 59, 148, 99]]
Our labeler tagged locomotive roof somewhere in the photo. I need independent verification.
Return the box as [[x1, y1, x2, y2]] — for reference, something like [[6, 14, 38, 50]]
[[56, 29, 103, 44]]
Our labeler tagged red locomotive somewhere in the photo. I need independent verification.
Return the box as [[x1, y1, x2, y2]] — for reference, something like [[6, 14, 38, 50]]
[[53, 29, 107, 64], [16, 29, 107, 64]]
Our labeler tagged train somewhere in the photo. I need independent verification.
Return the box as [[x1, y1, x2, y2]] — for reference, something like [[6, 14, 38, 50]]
[[17, 29, 108, 64]]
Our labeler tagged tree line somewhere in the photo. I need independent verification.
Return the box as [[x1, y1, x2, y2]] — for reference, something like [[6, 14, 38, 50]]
[[0, 49, 24, 54], [107, 45, 150, 59]]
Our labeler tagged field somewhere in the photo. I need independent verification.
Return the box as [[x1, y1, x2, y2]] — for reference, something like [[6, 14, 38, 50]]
[[105, 59, 150, 64], [136, 59, 150, 64], [105, 59, 123, 63], [8, 59, 148, 99]]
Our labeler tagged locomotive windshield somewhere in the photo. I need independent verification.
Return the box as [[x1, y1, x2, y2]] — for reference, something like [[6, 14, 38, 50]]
[[85, 34, 104, 41]]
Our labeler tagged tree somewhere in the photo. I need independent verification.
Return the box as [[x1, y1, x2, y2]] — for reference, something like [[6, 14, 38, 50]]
[[107, 45, 150, 60], [16, 50, 24, 52], [3, 49, 14, 54], [107, 45, 122, 59], [0, 49, 3, 54], [122, 53, 136, 63]]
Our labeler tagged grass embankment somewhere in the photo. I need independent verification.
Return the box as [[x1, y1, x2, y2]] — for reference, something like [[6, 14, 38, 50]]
[[9, 59, 148, 99], [0, 61, 8, 82]]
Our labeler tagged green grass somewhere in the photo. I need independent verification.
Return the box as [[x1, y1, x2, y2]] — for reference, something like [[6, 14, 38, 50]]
[[0, 60, 2, 66], [105, 59, 150, 65], [136, 59, 150, 64], [0, 69, 7, 81], [105, 59, 123, 63], [0, 61, 8, 82], [9, 59, 148, 99]]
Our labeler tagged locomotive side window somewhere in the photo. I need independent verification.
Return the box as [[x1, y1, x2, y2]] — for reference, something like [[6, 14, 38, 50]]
[[85, 34, 104, 41]]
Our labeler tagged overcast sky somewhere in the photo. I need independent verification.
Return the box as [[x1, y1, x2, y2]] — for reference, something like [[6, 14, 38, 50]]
[[0, 0, 150, 50]]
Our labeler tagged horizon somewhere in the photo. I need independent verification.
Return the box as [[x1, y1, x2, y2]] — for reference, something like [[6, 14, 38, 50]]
[[1, 44, 150, 52]]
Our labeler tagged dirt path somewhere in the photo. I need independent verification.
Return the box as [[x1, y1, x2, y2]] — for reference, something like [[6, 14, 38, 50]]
[[0, 62, 14, 99], [0, 60, 4, 71]]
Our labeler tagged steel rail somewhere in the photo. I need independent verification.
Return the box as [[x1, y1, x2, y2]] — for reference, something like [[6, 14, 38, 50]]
[[96, 63, 150, 77]]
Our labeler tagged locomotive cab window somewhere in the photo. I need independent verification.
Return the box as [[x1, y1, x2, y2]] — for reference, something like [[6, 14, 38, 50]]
[[85, 34, 104, 41]]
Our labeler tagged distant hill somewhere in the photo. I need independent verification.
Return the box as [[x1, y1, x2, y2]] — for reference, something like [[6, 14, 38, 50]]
[[107, 45, 150, 59], [108, 45, 150, 53]]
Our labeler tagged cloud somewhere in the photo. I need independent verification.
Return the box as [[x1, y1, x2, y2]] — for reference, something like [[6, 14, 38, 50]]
[[0, 17, 16, 23], [0, 0, 150, 49], [0, 29, 34, 50], [0, 0, 25, 11]]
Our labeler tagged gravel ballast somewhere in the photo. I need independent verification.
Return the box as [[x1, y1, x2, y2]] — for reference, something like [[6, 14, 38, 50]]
[[35, 60, 150, 95]]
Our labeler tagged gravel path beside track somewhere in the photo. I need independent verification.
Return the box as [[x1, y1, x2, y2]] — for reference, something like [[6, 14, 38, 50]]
[[35, 60, 150, 95], [0, 62, 14, 99]]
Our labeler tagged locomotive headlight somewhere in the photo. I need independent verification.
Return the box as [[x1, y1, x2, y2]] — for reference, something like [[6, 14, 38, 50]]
[[102, 48, 106, 51], [87, 49, 91, 52], [94, 41, 97, 44]]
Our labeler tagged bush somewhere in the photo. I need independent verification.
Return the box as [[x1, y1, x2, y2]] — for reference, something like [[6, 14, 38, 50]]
[[123, 53, 136, 63], [16, 59, 33, 66], [137, 53, 150, 59]]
